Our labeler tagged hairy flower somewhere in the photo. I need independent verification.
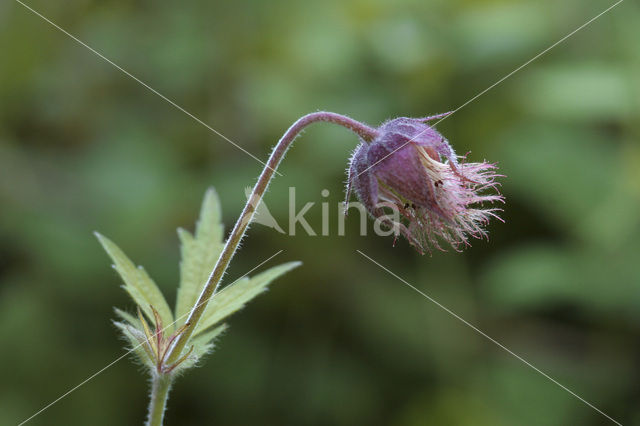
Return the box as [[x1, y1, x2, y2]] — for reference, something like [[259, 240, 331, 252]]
[[345, 113, 503, 253]]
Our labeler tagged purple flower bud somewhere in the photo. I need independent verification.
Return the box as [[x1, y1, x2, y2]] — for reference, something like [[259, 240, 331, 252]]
[[345, 113, 504, 253]]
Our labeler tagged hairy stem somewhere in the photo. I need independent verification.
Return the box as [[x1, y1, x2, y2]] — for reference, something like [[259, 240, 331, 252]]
[[164, 112, 377, 366], [146, 374, 172, 426]]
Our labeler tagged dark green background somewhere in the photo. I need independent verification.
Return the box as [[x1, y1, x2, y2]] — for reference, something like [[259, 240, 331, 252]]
[[1, 0, 639, 425]]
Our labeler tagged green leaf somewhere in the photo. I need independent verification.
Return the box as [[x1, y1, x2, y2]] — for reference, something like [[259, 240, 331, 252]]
[[175, 187, 225, 325], [113, 321, 154, 368], [177, 324, 228, 372], [194, 261, 301, 336], [114, 307, 142, 329], [95, 232, 173, 330]]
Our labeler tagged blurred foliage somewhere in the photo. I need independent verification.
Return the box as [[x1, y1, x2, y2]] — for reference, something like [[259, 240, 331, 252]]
[[1, 0, 639, 425]]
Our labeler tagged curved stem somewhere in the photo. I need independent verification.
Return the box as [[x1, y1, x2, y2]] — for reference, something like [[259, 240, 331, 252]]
[[164, 112, 377, 365], [146, 374, 172, 426]]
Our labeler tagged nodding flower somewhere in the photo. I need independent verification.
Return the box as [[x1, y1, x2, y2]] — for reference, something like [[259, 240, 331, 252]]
[[345, 112, 504, 253]]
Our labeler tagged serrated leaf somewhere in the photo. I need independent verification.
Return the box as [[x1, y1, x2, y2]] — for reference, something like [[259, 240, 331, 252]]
[[176, 324, 228, 372], [114, 308, 142, 329], [175, 188, 225, 325], [113, 321, 154, 368], [96, 233, 173, 331], [193, 261, 301, 336], [191, 323, 228, 348]]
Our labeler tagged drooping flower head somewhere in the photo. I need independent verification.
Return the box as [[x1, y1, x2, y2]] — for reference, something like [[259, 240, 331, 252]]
[[345, 113, 503, 253]]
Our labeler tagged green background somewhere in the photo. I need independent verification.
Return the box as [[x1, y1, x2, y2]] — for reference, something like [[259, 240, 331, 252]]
[[1, 0, 639, 424]]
